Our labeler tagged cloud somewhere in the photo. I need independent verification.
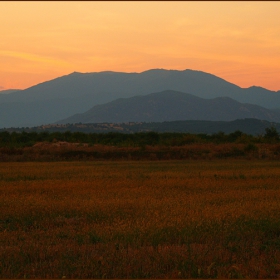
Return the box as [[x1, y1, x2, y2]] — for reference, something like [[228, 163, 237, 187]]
[[0, 86, 4, 90], [0, 50, 71, 67]]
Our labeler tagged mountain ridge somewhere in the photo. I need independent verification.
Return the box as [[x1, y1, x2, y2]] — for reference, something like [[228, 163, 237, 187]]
[[56, 90, 280, 124], [0, 68, 279, 128]]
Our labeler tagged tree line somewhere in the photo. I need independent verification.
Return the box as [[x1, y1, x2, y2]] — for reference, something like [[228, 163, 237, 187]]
[[0, 127, 279, 148]]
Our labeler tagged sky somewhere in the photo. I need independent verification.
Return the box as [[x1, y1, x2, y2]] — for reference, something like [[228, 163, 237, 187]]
[[0, 1, 280, 91]]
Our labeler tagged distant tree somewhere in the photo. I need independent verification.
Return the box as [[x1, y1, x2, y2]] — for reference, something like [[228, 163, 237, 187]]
[[264, 126, 279, 141], [228, 130, 244, 142], [0, 131, 10, 145], [211, 131, 226, 143]]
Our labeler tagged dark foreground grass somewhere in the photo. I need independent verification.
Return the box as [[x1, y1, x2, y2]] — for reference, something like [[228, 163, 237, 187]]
[[1, 160, 280, 278]]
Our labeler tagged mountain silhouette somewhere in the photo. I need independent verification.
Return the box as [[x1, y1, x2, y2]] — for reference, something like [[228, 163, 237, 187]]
[[0, 69, 279, 128], [56, 90, 280, 124]]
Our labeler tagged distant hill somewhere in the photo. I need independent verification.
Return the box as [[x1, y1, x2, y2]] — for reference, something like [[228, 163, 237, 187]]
[[57, 90, 280, 124], [3, 119, 280, 136], [129, 119, 280, 135], [0, 69, 279, 128]]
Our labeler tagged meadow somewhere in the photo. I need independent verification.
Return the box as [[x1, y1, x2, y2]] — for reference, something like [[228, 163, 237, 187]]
[[1, 160, 280, 278]]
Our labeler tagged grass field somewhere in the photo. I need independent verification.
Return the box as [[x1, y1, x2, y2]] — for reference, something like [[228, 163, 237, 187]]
[[1, 160, 280, 278]]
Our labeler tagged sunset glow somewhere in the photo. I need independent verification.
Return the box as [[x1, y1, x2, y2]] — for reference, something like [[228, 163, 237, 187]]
[[1, 1, 280, 90]]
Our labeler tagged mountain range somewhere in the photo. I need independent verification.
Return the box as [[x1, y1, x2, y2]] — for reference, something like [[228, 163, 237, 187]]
[[1, 69, 280, 128], [57, 90, 280, 124]]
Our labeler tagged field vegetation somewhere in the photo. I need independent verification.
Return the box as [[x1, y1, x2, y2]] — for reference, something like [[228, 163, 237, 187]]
[[1, 160, 280, 278], [0, 128, 280, 161]]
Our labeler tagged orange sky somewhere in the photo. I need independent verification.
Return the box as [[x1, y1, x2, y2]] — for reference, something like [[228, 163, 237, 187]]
[[0, 1, 280, 91]]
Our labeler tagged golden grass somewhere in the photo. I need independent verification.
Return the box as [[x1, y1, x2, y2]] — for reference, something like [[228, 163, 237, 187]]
[[1, 160, 280, 278]]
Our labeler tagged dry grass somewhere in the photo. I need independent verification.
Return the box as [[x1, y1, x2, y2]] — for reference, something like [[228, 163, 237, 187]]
[[1, 142, 280, 161], [1, 160, 280, 278]]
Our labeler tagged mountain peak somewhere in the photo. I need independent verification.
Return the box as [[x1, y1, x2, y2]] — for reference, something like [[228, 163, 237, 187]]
[[69, 71, 82, 75]]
